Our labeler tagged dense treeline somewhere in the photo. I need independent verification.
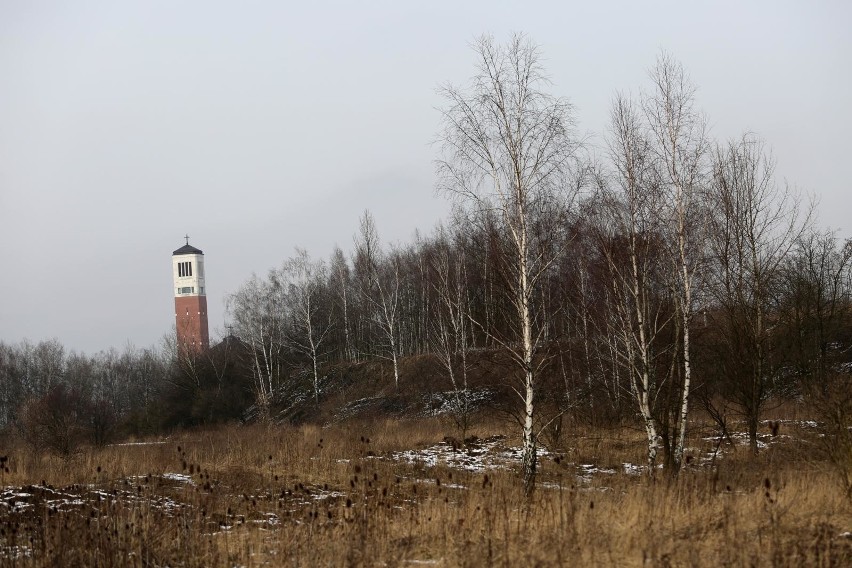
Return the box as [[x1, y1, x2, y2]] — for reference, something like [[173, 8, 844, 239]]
[[0, 341, 167, 448], [1, 38, 849, 491], [0, 334, 258, 451]]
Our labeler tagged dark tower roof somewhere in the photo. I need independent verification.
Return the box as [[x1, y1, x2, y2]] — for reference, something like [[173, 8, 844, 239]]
[[173, 244, 203, 256]]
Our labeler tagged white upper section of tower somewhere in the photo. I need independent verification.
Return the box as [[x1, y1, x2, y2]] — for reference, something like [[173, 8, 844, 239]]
[[173, 253, 206, 297], [172, 241, 206, 297]]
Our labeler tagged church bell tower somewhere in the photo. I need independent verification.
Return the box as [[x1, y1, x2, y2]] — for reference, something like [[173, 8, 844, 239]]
[[172, 236, 209, 352]]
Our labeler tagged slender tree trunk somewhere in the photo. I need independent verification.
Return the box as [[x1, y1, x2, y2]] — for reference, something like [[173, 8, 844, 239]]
[[519, 218, 537, 495], [341, 277, 353, 361], [674, 227, 692, 469]]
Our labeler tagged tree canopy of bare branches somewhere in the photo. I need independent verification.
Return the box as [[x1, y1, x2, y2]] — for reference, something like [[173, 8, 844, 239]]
[[437, 33, 582, 493]]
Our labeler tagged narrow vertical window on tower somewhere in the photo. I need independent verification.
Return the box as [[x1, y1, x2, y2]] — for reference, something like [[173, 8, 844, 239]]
[[178, 261, 194, 278]]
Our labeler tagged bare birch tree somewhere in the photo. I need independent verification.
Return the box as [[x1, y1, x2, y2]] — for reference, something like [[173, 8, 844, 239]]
[[282, 248, 333, 404], [354, 211, 403, 389], [228, 274, 286, 421], [437, 34, 581, 493], [330, 246, 356, 362], [643, 53, 708, 470], [599, 93, 673, 474]]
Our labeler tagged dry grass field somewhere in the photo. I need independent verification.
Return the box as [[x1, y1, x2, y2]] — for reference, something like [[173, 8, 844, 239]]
[[1, 415, 850, 567]]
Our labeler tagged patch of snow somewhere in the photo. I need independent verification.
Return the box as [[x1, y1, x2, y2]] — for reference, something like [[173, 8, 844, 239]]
[[0, 545, 33, 560], [622, 463, 645, 476], [576, 464, 616, 483], [250, 512, 280, 527], [312, 490, 346, 500], [387, 436, 547, 473], [58, 499, 87, 507], [161, 473, 195, 484], [411, 478, 467, 490], [420, 388, 494, 418]]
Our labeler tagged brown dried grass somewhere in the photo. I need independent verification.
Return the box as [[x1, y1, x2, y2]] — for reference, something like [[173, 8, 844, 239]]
[[0, 416, 849, 567]]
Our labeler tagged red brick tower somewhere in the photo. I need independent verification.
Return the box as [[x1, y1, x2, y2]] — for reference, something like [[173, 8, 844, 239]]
[[172, 236, 209, 352]]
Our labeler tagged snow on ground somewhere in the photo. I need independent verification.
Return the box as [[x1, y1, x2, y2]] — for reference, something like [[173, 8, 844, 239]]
[[621, 463, 645, 476], [161, 472, 195, 484], [387, 435, 542, 473], [0, 469, 349, 555], [381, 419, 827, 485], [0, 546, 32, 561], [385, 435, 641, 486], [419, 388, 495, 418], [696, 419, 811, 465]]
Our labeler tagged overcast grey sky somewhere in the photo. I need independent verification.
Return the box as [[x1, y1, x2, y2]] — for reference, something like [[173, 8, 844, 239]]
[[1, 0, 849, 354]]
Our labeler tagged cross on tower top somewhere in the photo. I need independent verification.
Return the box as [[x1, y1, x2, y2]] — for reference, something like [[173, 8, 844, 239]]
[[184, 234, 190, 245]]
